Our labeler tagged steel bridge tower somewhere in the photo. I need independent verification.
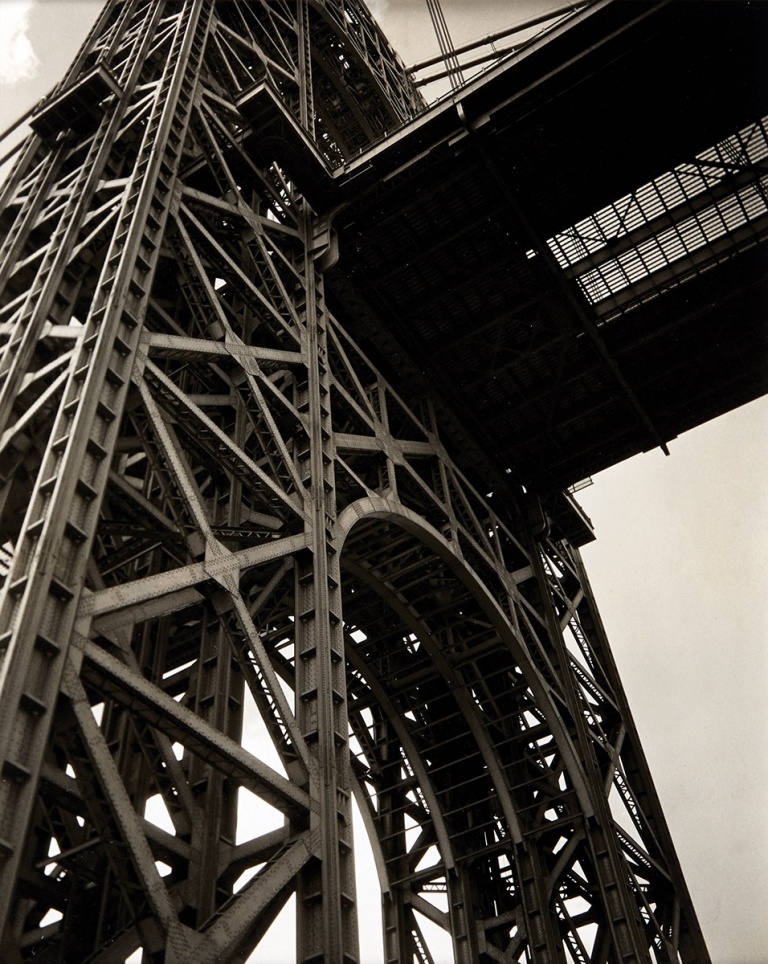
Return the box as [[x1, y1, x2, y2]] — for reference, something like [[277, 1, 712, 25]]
[[3, 0, 753, 960]]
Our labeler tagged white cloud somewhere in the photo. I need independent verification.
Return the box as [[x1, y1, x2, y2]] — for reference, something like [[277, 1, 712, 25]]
[[367, 0, 389, 22], [0, 0, 41, 85]]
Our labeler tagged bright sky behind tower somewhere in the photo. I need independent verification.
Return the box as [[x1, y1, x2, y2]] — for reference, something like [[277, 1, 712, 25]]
[[0, 0, 40, 85]]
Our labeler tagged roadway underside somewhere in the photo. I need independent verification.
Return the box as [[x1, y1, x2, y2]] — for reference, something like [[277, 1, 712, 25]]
[[322, 0, 768, 495]]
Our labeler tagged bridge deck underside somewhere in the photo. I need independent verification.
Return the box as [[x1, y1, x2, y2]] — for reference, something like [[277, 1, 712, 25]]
[[329, 1, 768, 494]]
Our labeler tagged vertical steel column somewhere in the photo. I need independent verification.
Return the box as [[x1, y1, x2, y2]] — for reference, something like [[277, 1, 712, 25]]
[[295, 215, 359, 962], [297, 0, 316, 139], [186, 607, 244, 922]]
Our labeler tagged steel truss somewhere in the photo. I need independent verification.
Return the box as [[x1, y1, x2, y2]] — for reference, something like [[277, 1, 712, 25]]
[[0, 1, 708, 961]]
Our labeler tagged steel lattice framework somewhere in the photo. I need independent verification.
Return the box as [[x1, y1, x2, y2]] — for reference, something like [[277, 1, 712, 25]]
[[0, 1, 730, 961]]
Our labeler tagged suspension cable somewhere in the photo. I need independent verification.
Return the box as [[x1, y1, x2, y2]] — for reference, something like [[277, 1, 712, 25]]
[[424, 0, 464, 90], [414, 2, 585, 89]]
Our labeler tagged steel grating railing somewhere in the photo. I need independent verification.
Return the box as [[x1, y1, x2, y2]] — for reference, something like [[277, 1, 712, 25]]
[[548, 116, 768, 320]]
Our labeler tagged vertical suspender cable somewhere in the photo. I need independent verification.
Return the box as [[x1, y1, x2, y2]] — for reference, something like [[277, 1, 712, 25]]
[[425, 0, 465, 89]]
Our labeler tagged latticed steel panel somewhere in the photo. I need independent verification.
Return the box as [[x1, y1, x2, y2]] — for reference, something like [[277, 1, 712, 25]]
[[0, 2, 708, 962], [547, 116, 768, 319]]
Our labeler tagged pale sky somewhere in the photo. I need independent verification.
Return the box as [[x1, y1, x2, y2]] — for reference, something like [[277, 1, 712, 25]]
[[1, 2, 766, 961], [0, 0, 40, 85]]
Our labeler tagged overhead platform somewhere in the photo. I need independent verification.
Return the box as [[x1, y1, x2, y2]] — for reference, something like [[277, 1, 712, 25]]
[[322, 0, 768, 495], [30, 65, 121, 140]]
